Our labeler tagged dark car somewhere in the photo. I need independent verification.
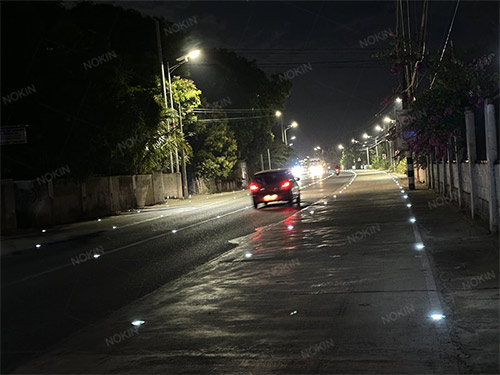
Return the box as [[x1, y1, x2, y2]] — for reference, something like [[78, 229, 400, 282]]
[[249, 169, 301, 209]]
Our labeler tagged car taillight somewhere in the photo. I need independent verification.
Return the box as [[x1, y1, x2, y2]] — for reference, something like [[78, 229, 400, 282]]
[[281, 180, 291, 189], [249, 183, 259, 192]]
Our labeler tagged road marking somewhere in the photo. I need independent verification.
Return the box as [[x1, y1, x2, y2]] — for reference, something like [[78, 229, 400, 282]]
[[7, 175, 347, 285]]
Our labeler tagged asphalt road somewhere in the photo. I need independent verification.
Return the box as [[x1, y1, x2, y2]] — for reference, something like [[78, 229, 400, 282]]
[[1, 173, 350, 373]]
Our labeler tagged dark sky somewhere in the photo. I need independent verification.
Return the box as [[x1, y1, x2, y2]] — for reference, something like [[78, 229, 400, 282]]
[[115, 1, 499, 156]]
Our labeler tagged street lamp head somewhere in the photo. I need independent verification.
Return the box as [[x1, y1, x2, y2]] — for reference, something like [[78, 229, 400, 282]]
[[383, 116, 393, 123], [290, 121, 298, 128], [362, 133, 369, 139], [351, 138, 356, 143], [395, 97, 402, 103], [290, 136, 296, 140], [289, 143, 294, 146], [375, 124, 382, 132], [338, 144, 344, 150], [186, 49, 201, 60], [275, 110, 282, 117]]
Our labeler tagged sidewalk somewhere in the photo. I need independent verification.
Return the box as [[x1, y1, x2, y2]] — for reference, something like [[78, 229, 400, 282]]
[[396, 173, 499, 374], [12, 170, 498, 374], [1, 189, 248, 256]]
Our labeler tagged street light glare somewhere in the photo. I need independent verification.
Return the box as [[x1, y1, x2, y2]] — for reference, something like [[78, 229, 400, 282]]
[[290, 136, 296, 140], [338, 144, 344, 149], [362, 133, 369, 139], [275, 110, 282, 117], [375, 125, 382, 131], [383, 116, 392, 123], [395, 97, 402, 103], [187, 49, 201, 60], [290, 121, 298, 128]]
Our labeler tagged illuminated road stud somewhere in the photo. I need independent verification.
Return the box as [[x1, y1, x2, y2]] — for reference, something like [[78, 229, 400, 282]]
[[430, 314, 445, 321]]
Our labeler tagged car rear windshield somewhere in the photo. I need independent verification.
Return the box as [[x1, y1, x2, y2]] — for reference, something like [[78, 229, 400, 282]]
[[254, 172, 290, 185]]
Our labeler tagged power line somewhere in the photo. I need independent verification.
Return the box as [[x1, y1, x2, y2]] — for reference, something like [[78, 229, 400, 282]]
[[430, 0, 461, 89]]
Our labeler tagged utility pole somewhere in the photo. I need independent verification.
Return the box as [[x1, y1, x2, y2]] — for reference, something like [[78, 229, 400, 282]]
[[178, 103, 188, 198], [267, 148, 272, 169], [155, 21, 175, 173], [167, 61, 180, 174], [366, 147, 370, 167], [260, 154, 264, 171]]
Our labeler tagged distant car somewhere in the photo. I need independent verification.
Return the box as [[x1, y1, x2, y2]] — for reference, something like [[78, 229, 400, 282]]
[[249, 169, 301, 209]]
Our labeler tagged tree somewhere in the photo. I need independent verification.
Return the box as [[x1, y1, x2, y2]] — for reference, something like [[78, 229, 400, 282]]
[[1, 2, 192, 178], [189, 49, 292, 175]]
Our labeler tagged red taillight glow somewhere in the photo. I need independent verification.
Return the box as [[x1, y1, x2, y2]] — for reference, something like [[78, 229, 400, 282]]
[[249, 183, 259, 192], [281, 181, 291, 189]]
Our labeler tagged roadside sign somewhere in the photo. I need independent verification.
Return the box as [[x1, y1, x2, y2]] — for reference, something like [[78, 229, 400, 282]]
[[1, 125, 27, 145]]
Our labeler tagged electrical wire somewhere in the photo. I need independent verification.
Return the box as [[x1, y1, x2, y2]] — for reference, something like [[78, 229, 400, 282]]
[[430, 0, 461, 89]]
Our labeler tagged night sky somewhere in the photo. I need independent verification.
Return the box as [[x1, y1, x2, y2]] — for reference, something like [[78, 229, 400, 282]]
[[115, 1, 499, 156]]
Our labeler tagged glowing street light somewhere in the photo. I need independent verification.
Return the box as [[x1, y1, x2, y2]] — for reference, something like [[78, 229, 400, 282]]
[[284, 121, 298, 145], [338, 144, 344, 150], [290, 136, 296, 140], [362, 133, 370, 139], [384, 116, 394, 123], [375, 124, 383, 132], [275, 111, 284, 142], [395, 97, 402, 103], [166, 49, 201, 178]]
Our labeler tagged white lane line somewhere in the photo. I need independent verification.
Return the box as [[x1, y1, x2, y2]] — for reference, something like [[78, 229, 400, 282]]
[[9, 176, 344, 285], [7, 206, 250, 286], [387, 173, 443, 313], [112, 195, 248, 230]]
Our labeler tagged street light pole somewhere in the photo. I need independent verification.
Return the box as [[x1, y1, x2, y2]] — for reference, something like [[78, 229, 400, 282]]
[[155, 20, 174, 173], [178, 102, 188, 198], [167, 61, 180, 174]]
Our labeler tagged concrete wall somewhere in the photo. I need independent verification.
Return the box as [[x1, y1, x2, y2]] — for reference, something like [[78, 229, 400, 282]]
[[4, 172, 182, 231], [162, 172, 182, 198], [427, 160, 499, 227], [1, 179, 17, 231]]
